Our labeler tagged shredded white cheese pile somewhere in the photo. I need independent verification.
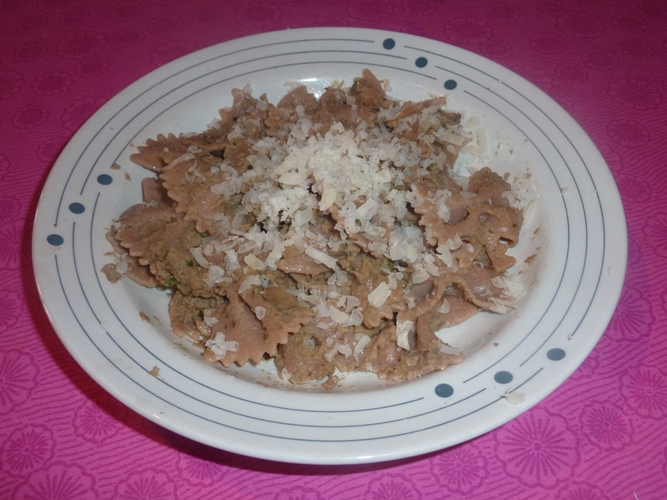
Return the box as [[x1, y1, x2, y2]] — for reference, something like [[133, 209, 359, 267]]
[[208, 109, 472, 294]]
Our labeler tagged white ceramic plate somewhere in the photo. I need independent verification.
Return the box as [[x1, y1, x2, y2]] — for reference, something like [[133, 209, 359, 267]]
[[33, 28, 626, 464]]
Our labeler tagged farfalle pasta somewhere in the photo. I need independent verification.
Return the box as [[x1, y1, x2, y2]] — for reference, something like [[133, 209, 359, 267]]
[[103, 70, 525, 387]]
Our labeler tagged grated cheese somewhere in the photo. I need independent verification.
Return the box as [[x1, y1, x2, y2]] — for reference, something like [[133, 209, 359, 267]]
[[205, 332, 239, 360], [305, 246, 338, 270], [396, 320, 414, 350], [368, 282, 391, 307], [243, 253, 266, 271], [254, 306, 266, 320], [353, 334, 372, 362]]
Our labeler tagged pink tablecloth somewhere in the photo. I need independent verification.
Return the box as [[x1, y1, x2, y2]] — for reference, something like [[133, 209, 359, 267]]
[[2, 0, 667, 498]]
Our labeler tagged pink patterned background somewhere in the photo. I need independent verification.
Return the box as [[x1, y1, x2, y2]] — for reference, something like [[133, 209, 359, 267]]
[[2, 0, 667, 498]]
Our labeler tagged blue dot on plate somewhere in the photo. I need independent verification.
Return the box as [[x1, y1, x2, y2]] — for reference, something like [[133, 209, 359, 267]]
[[383, 38, 395, 50], [444, 79, 458, 90], [69, 202, 85, 214], [47, 234, 64, 246], [415, 57, 428, 68], [494, 371, 513, 384], [435, 383, 454, 398], [547, 348, 566, 361], [97, 174, 113, 185]]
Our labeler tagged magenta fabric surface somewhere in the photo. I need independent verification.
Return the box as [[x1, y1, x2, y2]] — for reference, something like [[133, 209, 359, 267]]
[[2, 0, 667, 498]]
